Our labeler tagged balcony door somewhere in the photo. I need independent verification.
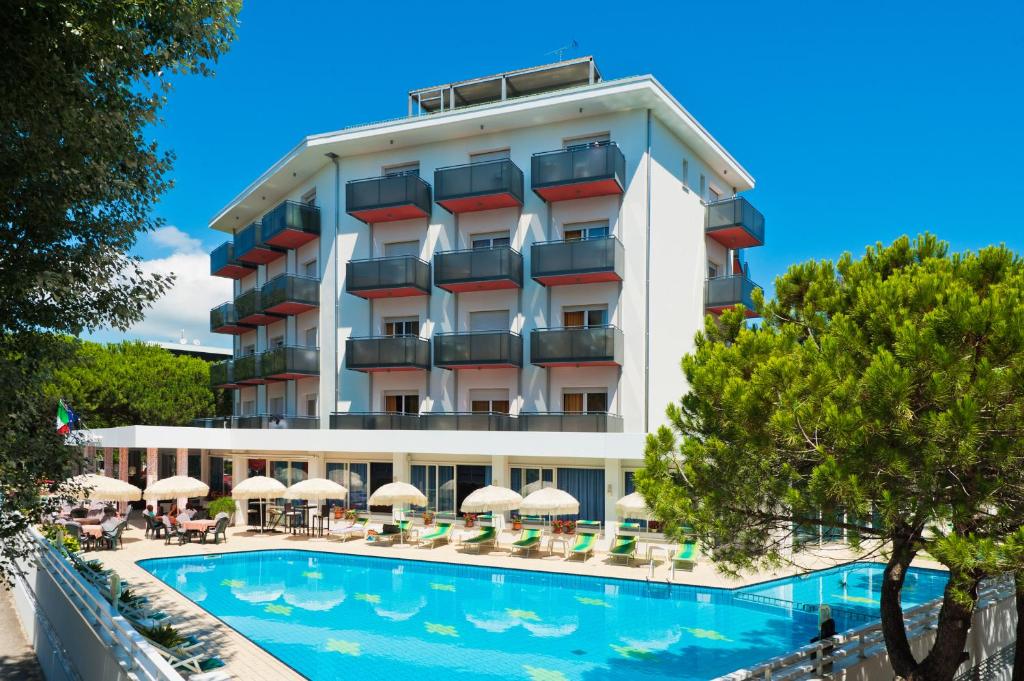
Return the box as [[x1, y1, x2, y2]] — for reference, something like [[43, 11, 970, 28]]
[[469, 389, 509, 415], [471, 231, 510, 249], [469, 309, 509, 332], [384, 240, 419, 258], [564, 221, 608, 241], [384, 393, 418, 415], [383, 162, 419, 177], [384, 316, 419, 337], [563, 306, 607, 328], [410, 464, 456, 514], [510, 466, 555, 498], [563, 389, 608, 414]]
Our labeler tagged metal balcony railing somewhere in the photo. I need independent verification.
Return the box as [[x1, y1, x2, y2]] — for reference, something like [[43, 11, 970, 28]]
[[232, 352, 262, 383], [531, 236, 624, 284], [233, 415, 320, 429], [705, 275, 760, 314], [210, 241, 254, 278], [260, 346, 319, 379], [261, 200, 321, 247], [346, 255, 431, 297], [517, 412, 624, 432], [530, 325, 624, 366], [233, 221, 283, 263], [420, 412, 518, 431], [434, 245, 523, 291], [329, 412, 421, 430], [345, 335, 431, 371], [433, 331, 522, 369], [531, 141, 625, 197], [209, 360, 234, 388], [260, 274, 320, 313], [705, 196, 765, 248], [434, 158, 524, 211], [346, 172, 432, 222]]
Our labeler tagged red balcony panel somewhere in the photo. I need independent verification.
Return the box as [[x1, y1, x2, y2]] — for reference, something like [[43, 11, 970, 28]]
[[264, 230, 318, 249], [437, 193, 522, 214], [263, 301, 318, 315], [437, 278, 520, 293], [213, 263, 255, 279], [237, 246, 285, 265], [236, 377, 273, 385], [707, 226, 763, 250], [236, 312, 284, 326], [532, 359, 621, 368], [349, 286, 431, 300], [356, 366, 426, 373], [705, 304, 759, 319], [534, 178, 623, 202], [438, 362, 520, 370], [533, 271, 623, 287], [348, 205, 430, 224], [212, 323, 254, 335], [265, 371, 316, 380]]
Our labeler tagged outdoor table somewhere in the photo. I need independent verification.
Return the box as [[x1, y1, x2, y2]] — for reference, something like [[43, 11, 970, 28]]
[[78, 517, 102, 525], [309, 512, 328, 538], [548, 535, 570, 558], [181, 519, 216, 542], [81, 525, 103, 539]]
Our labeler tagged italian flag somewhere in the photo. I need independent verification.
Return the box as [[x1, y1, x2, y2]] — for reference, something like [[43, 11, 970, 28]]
[[56, 402, 72, 435]]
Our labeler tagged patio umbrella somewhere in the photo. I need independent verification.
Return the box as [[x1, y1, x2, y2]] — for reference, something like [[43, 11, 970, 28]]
[[285, 478, 349, 533], [460, 485, 522, 514], [520, 487, 579, 516], [615, 492, 651, 518], [63, 474, 142, 503], [144, 475, 209, 501], [520, 479, 554, 496], [367, 481, 427, 507], [232, 476, 287, 532]]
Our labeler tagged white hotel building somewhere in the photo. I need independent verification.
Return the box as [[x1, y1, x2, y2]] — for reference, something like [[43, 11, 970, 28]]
[[93, 58, 765, 525]]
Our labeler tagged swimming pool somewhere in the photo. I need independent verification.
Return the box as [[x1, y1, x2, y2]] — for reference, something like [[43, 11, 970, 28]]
[[139, 551, 947, 681]]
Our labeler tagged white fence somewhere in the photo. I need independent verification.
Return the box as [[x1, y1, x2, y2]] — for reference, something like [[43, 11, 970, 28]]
[[715, 575, 1016, 680], [11, 527, 184, 681]]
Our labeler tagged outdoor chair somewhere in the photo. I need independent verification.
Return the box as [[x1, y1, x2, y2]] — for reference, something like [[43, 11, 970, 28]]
[[417, 522, 453, 548], [460, 526, 497, 553], [203, 514, 229, 544], [670, 539, 698, 577], [335, 516, 369, 541], [163, 516, 189, 545], [99, 519, 129, 550], [510, 528, 542, 557], [568, 521, 602, 561]]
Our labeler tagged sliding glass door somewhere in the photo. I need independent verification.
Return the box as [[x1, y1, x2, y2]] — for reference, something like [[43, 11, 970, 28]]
[[410, 464, 456, 513]]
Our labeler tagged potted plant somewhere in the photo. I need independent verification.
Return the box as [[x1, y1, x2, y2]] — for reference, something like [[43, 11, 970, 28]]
[[512, 516, 522, 531], [464, 513, 476, 528], [333, 506, 343, 520], [423, 510, 434, 526], [207, 496, 236, 525], [345, 509, 358, 521], [552, 520, 563, 534], [564, 520, 575, 535]]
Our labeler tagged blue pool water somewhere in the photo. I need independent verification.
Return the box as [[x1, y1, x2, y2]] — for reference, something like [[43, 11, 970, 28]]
[[139, 551, 947, 681]]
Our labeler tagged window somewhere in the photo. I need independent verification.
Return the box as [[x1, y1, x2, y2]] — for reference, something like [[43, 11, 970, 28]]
[[699, 174, 706, 200], [325, 462, 369, 510], [410, 464, 456, 513], [271, 460, 308, 488], [158, 450, 176, 479], [269, 335, 284, 348], [510, 467, 555, 498], [384, 393, 419, 414], [707, 261, 720, 279], [209, 456, 233, 497], [269, 396, 284, 415], [384, 316, 419, 336], [301, 188, 317, 206], [187, 451, 201, 479], [563, 133, 609, 149], [242, 343, 256, 356], [369, 462, 396, 512], [242, 400, 256, 416], [471, 231, 511, 249], [563, 306, 607, 328], [563, 389, 608, 413], [564, 221, 609, 241], [383, 162, 419, 177], [708, 184, 721, 203], [302, 259, 318, 277], [682, 159, 689, 189], [469, 309, 509, 332], [469, 389, 510, 414], [470, 149, 510, 163], [384, 240, 419, 258], [304, 393, 318, 417], [304, 326, 318, 347]]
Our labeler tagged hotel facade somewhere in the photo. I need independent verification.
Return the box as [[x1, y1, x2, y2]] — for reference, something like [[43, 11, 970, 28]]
[[92, 58, 765, 525]]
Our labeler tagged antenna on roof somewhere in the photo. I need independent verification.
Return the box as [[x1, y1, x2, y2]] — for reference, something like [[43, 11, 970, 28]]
[[546, 40, 579, 62]]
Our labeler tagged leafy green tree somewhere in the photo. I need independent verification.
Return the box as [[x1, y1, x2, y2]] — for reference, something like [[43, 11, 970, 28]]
[[48, 339, 216, 427], [0, 1, 239, 585], [638, 235, 1024, 681]]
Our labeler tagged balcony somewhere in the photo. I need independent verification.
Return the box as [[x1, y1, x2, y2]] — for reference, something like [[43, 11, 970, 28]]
[[261, 274, 319, 315], [260, 345, 319, 380], [518, 412, 624, 433], [234, 222, 283, 265], [190, 416, 231, 428], [210, 242, 255, 279], [346, 173, 432, 223], [434, 159, 524, 213], [209, 360, 237, 389], [434, 331, 522, 370], [531, 142, 626, 202], [530, 325, 623, 367], [421, 412, 518, 431], [234, 288, 282, 326], [232, 353, 267, 385], [346, 255, 431, 299], [329, 412, 421, 430], [705, 275, 760, 318], [706, 197, 765, 249], [262, 200, 320, 248], [434, 246, 523, 292], [531, 236, 624, 286], [345, 335, 430, 372], [233, 415, 320, 429], [209, 302, 252, 335]]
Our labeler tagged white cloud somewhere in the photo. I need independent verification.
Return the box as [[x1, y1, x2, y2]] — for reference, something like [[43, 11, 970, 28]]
[[87, 226, 233, 348]]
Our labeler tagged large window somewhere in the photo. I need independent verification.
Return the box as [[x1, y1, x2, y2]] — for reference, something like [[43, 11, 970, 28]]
[[470, 389, 509, 414], [384, 317, 419, 336], [562, 306, 607, 328], [187, 451, 201, 479], [384, 393, 419, 414], [369, 462, 395, 513], [563, 221, 608, 241], [410, 464, 456, 513], [563, 390, 608, 413], [471, 231, 510, 249], [510, 467, 554, 498], [556, 467, 604, 522], [325, 462, 371, 510], [209, 456, 233, 497], [158, 449, 176, 479]]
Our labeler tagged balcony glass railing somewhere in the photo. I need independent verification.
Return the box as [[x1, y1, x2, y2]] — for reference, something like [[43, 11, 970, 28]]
[[517, 412, 624, 433], [530, 325, 624, 366], [233, 221, 283, 263], [261, 200, 321, 246], [260, 274, 319, 313], [531, 236, 624, 284], [190, 416, 232, 428], [346, 172, 432, 222], [233, 415, 320, 429], [210, 242, 254, 278], [260, 346, 319, 379], [232, 353, 261, 383], [329, 412, 421, 430], [434, 245, 523, 291], [420, 412, 518, 431], [209, 302, 250, 333], [705, 275, 760, 314], [433, 331, 522, 369], [434, 159, 524, 210], [705, 197, 765, 248], [345, 335, 431, 371], [209, 360, 233, 388], [234, 288, 261, 320], [531, 142, 626, 197], [346, 255, 431, 297]]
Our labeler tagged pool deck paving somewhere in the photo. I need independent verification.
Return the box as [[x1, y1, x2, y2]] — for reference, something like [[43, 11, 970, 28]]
[[91, 519, 945, 681]]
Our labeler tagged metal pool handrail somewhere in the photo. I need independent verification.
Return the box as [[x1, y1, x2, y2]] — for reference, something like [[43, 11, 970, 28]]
[[26, 527, 183, 681], [713, 573, 1013, 681]]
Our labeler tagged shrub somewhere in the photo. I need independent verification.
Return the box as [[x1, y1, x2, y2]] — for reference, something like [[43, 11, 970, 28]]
[[138, 622, 184, 649], [207, 496, 236, 521]]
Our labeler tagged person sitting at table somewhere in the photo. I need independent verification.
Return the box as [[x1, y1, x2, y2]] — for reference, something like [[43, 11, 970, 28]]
[[178, 506, 195, 522], [167, 504, 180, 525]]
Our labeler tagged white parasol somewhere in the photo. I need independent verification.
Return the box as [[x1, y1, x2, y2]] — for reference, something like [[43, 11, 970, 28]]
[[460, 485, 522, 514], [63, 474, 142, 503], [232, 476, 287, 533], [520, 487, 579, 516], [144, 475, 209, 501], [615, 492, 651, 518]]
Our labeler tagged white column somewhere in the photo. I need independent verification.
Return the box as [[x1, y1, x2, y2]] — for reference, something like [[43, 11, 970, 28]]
[[232, 453, 248, 526], [176, 447, 188, 509], [491, 455, 508, 487], [392, 452, 409, 483], [603, 458, 622, 528]]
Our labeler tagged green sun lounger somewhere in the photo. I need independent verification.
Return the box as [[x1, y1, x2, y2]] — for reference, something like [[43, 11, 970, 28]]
[[461, 526, 497, 553], [418, 522, 453, 547], [510, 528, 542, 557], [609, 535, 638, 564], [369, 520, 411, 545], [671, 540, 698, 576], [568, 531, 598, 561]]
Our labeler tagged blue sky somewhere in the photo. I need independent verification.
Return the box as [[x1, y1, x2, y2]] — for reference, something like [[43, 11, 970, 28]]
[[101, 0, 1024, 346]]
